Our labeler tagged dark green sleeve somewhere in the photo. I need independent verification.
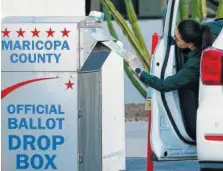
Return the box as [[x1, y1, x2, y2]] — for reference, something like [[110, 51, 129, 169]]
[[138, 57, 200, 92]]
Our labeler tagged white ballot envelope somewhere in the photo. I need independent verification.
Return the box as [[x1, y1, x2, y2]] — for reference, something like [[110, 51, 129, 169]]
[[102, 40, 137, 62]]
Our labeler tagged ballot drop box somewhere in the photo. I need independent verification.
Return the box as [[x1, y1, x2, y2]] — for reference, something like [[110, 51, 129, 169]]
[[1, 16, 126, 171]]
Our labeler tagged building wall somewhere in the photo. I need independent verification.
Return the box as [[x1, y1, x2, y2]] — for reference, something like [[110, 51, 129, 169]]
[[89, 0, 162, 18], [1, 0, 85, 17], [89, 0, 219, 19]]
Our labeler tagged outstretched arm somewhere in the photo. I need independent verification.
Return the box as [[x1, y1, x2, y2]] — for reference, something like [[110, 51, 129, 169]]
[[135, 57, 200, 92]]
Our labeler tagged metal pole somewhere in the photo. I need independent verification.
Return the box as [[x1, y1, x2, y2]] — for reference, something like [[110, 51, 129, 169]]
[[146, 32, 160, 171], [146, 109, 154, 171]]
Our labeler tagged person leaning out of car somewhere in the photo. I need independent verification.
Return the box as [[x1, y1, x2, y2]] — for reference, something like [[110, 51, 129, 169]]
[[125, 18, 223, 93]]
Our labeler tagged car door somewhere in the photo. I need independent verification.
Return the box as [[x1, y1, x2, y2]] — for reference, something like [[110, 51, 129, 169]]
[[150, 0, 197, 161]]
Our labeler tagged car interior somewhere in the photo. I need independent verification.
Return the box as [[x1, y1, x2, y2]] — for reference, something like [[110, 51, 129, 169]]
[[175, 47, 198, 141], [174, 18, 223, 141]]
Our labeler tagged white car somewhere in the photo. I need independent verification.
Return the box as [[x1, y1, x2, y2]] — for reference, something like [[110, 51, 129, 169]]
[[150, 0, 223, 170]]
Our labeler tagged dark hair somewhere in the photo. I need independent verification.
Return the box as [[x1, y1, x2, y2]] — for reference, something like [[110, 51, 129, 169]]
[[177, 19, 213, 50]]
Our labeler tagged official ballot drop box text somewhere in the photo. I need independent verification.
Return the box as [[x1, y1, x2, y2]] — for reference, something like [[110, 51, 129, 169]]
[[1, 16, 126, 171]]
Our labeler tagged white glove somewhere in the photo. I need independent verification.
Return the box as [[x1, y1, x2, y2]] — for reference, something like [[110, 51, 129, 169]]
[[103, 40, 139, 71], [123, 51, 139, 71]]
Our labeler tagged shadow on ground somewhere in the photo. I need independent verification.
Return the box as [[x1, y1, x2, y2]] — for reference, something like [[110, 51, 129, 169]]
[[126, 158, 199, 171]]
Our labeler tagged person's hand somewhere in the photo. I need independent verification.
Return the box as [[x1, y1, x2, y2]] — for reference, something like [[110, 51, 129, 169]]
[[123, 51, 139, 71]]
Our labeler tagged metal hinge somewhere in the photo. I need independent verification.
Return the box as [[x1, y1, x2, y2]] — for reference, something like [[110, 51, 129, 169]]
[[78, 153, 83, 163], [78, 108, 82, 118]]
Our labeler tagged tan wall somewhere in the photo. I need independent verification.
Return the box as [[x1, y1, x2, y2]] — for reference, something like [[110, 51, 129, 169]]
[[125, 103, 148, 121]]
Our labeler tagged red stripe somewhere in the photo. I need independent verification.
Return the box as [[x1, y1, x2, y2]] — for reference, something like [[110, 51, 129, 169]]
[[147, 110, 154, 171], [205, 135, 223, 141], [1, 77, 56, 100]]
